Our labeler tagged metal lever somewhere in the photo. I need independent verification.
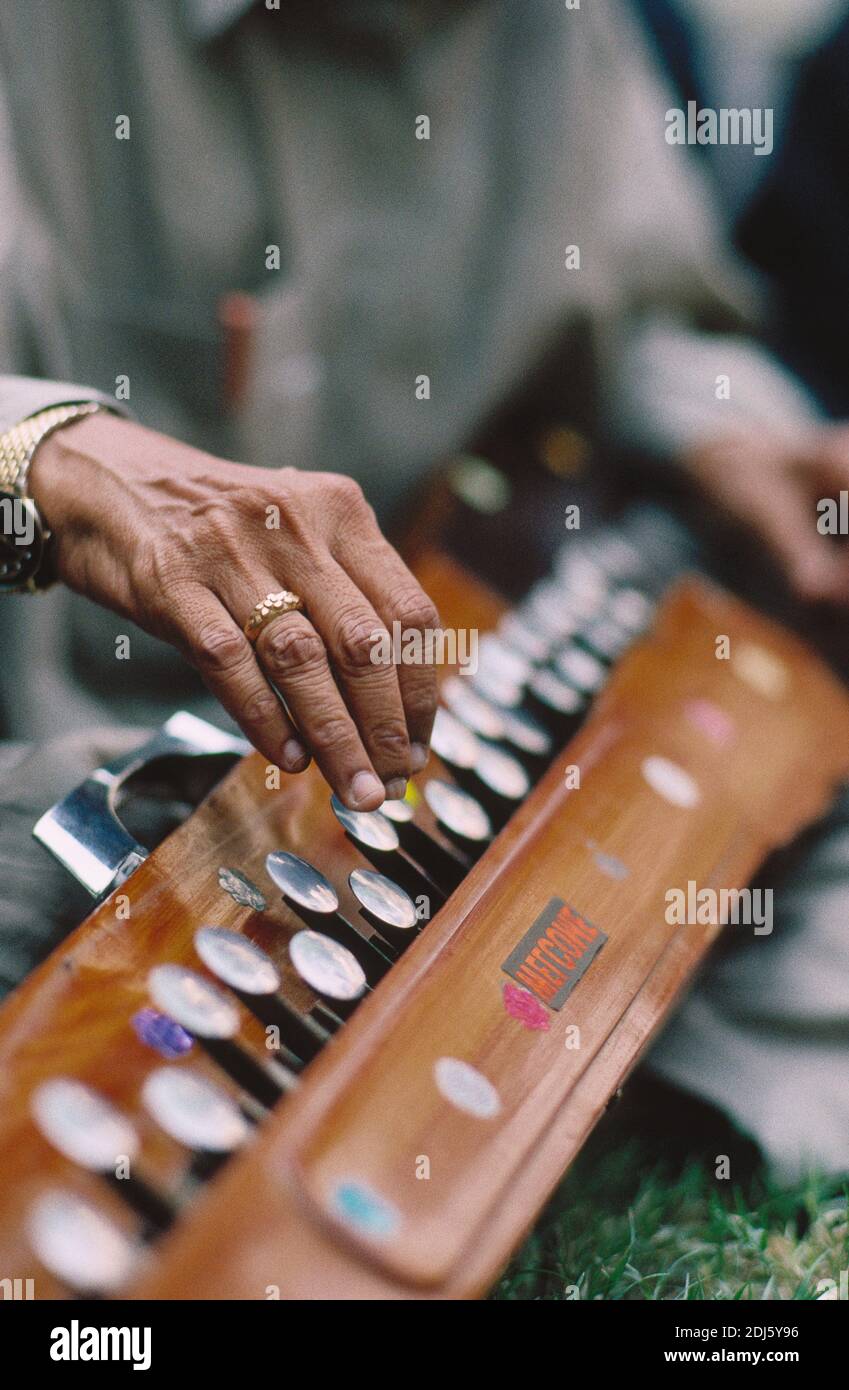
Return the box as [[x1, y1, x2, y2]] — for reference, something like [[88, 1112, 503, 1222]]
[[32, 711, 249, 899]]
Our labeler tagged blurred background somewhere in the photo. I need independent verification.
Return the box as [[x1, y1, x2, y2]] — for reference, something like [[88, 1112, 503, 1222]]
[[636, 0, 842, 209], [635, 0, 849, 412], [2, 0, 849, 739]]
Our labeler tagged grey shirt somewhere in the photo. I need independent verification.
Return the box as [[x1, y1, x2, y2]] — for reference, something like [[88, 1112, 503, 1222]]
[[0, 0, 821, 735]]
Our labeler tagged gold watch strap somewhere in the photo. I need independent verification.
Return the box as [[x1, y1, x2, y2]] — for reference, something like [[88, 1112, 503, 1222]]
[[0, 400, 106, 495]]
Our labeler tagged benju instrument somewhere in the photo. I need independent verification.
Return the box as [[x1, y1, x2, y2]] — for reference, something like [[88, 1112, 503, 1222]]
[[1, 507, 848, 1300]]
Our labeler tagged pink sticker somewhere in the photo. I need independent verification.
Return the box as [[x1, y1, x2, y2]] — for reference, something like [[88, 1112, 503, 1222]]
[[684, 698, 735, 746], [502, 982, 550, 1031]]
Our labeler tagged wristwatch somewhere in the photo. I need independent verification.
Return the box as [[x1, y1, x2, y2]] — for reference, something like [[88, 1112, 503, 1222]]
[[0, 400, 106, 593]]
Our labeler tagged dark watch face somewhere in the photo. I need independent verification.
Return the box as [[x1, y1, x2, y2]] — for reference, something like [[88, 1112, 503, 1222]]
[[0, 491, 45, 591]]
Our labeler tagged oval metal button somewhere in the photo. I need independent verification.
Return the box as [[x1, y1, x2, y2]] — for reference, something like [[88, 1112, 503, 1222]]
[[348, 868, 418, 933], [424, 779, 492, 843], [430, 707, 480, 770], [477, 634, 532, 686], [554, 644, 607, 694], [473, 743, 530, 801], [28, 1190, 138, 1293], [266, 851, 340, 912], [148, 964, 240, 1039], [289, 930, 368, 1002], [577, 616, 631, 664], [608, 586, 654, 633], [31, 1079, 139, 1172], [499, 706, 552, 757], [330, 797, 400, 852], [471, 665, 523, 710], [380, 796, 415, 824], [528, 667, 586, 715], [142, 1067, 250, 1153], [194, 926, 280, 996], [496, 613, 551, 663], [441, 676, 506, 741]]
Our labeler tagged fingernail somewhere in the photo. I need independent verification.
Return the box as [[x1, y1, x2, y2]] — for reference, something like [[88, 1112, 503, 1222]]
[[282, 738, 309, 771], [385, 778, 407, 801], [350, 770, 385, 808], [410, 742, 429, 772]]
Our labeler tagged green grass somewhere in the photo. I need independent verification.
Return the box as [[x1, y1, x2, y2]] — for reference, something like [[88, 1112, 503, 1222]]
[[490, 1078, 849, 1301]]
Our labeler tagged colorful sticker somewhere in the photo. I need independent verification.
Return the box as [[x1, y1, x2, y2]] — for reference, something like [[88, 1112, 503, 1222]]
[[502, 899, 607, 1011], [585, 838, 630, 881], [731, 643, 788, 700], [641, 755, 701, 809], [433, 1057, 501, 1118], [131, 1008, 193, 1059], [218, 867, 267, 911], [502, 983, 550, 1031], [330, 1180, 400, 1241], [684, 698, 735, 746]]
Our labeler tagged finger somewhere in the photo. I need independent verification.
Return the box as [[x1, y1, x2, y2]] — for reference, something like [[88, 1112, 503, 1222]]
[[175, 586, 312, 774], [284, 558, 412, 797], [794, 450, 849, 604], [254, 610, 387, 810], [800, 429, 849, 491], [231, 589, 385, 812], [334, 533, 440, 771], [749, 475, 847, 603]]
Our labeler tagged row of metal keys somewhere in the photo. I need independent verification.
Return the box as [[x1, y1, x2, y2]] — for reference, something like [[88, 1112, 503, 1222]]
[[24, 506, 693, 1292]]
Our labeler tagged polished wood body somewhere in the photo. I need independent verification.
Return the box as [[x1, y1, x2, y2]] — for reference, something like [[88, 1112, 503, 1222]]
[[0, 559, 847, 1300]]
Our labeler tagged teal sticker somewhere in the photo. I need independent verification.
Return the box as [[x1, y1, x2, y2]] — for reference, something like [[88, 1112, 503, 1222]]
[[331, 1180, 400, 1240]]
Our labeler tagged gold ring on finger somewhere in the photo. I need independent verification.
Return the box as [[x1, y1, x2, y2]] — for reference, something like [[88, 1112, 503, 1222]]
[[243, 589, 304, 645]]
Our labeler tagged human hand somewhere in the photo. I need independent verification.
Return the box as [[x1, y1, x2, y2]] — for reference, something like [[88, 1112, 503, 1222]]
[[684, 427, 849, 605], [29, 412, 439, 809]]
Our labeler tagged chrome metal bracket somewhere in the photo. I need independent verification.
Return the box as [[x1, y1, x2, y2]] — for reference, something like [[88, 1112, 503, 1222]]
[[33, 712, 249, 899]]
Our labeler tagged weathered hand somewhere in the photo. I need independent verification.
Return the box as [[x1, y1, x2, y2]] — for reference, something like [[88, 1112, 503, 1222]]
[[29, 412, 439, 809], [684, 427, 849, 605]]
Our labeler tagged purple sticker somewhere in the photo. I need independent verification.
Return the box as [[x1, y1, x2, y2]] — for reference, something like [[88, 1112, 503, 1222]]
[[131, 1008, 194, 1059]]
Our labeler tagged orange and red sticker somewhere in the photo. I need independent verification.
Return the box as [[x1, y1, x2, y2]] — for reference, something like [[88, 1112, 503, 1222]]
[[502, 897, 607, 1012]]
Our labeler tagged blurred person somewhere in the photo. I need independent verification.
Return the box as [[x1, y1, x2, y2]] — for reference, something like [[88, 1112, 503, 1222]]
[[630, 0, 849, 411], [738, 6, 849, 416], [1, 0, 849, 1176], [633, 0, 846, 208], [632, 0, 708, 114]]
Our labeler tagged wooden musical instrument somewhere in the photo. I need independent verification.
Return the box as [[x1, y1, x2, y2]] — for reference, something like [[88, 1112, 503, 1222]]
[[1, 508, 848, 1301]]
